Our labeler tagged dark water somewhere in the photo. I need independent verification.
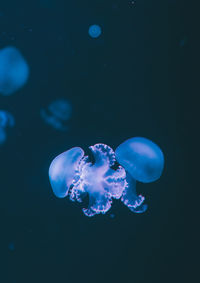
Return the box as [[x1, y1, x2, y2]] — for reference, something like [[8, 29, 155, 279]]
[[0, 1, 193, 282]]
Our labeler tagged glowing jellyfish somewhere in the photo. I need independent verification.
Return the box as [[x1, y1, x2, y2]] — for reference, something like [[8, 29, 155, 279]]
[[115, 137, 165, 213], [0, 110, 15, 145], [41, 99, 72, 131], [49, 144, 126, 216], [0, 46, 29, 95], [88, 24, 102, 38]]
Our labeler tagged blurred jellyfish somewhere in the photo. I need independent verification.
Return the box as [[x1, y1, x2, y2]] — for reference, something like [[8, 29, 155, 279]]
[[0, 110, 15, 145], [0, 46, 29, 95], [49, 144, 127, 217], [115, 137, 164, 214], [41, 99, 72, 131], [8, 242, 15, 251], [88, 24, 102, 38]]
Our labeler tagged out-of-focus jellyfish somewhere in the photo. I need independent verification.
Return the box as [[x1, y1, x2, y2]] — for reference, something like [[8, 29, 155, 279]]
[[0, 46, 29, 95], [115, 137, 164, 213], [88, 24, 102, 38], [49, 144, 127, 216], [41, 99, 72, 131], [0, 110, 15, 145], [8, 242, 15, 251]]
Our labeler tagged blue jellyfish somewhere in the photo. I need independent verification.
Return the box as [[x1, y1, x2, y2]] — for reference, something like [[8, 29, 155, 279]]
[[88, 24, 102, 38], [0, 110, 15, 145], [49, 144, 126, 217], [41, 99, 72, 131], [0, 46, 29, 95], [115, 137, 164, 213]]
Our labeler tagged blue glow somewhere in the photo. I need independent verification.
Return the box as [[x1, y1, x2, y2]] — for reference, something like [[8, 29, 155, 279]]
[[0, 127, 6, 145], [49, 144, 126, 217], [88, 24, 102, 38], [49, 138, 164, 216], [0, 110, 15, 145], [115, 137, 164, 213], [0, 46, 29, 95], [115, 137, 164, 183], [49, 147, 84, 198], [41, 99, 72, 131], [8, 242, 15, 251]]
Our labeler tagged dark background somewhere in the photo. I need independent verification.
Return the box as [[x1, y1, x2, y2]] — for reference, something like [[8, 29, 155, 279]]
[[0, 0, 194, 282]]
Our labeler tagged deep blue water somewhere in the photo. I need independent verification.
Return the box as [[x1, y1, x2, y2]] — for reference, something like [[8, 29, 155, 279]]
[[0, 1, 193, 282]]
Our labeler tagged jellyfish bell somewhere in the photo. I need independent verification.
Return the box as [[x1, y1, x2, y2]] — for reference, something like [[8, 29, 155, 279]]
[[48, 99, 72, 121], [0, 46, 29, 95], [115, 137, 164, 183], [88, 24, 102, 38], [115, 137, 164, 214], [41, 99, 72, 131], [49, 147, 84, 198]]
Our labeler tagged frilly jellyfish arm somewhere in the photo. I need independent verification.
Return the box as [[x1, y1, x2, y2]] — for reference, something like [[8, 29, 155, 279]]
[[121, 173, 148, 213], [83, 192, 112, 217], [89, 143, 116, 168], [104, 166, 127, 199], [49, 147, 84, 198], [72, 144, 126, 217]]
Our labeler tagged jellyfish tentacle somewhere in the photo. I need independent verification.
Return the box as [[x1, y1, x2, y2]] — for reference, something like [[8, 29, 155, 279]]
[[89, 144, 116, 167], [121, 175, 147, 213], [69, 185, 86, 203], [83, 192, 112, 216], [104, 166, 127, 199]]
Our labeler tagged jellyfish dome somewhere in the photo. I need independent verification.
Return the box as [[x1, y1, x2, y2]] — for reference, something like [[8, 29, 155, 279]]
[[115, 137, 164, 214], [41, 99, 72, 131], [49, 144, 127, 217], [88, 24, 102, 38], [115, 137, 164, 183], [0, 46, 29, 95]]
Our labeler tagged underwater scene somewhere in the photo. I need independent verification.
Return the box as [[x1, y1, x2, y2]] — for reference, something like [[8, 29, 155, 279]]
[[0, 1, 191, 283]]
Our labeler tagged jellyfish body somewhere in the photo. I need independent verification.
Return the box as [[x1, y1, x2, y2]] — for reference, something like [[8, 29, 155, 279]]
[[115, 137, 164, 213], [41, 99, 72, 131], [49, 144, 126, 216], [88, 24, 102, 38], [49, 147, 84, 198], [0, 110, 15, 145], [0, 46, 29, 95]]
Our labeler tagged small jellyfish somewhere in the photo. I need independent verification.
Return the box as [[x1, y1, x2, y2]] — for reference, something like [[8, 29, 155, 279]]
[[0, 46, 29, 95], [41, 99, 72, 131], [49, 144, 126, 217], [0, 110, 15, 145], [115, 137, 164, 213], [88, 24, 102, 38]]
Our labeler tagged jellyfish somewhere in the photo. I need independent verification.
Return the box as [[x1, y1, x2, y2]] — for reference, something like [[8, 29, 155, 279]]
[[88, 24, 102, 38], [41, 99, 72, 131], [0, 46, 29, 95], [0, 110, 15, 145], [115, 137, 165, 213], [49, 144, 127, 216]]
